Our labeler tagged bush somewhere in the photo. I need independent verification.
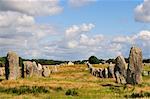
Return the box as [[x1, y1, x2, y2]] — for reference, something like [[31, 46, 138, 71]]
[[88, 56, 100, 64], [65, 88, 79, 96]]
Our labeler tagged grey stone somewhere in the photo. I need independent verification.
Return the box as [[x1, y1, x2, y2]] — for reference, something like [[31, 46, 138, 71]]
[[115, 71, 126, 84], [127, 46, 143, 84], [108, 63, 115, 78], [23, 61, 33, 77], [5, 51, 20, 80], [86, 62, 93, 69], [32, 61, 42, 77], [102, 68, 108, 78], [98, 68, 103, 78], [114, 55, 127, 84], [42, 66, 50, 77]]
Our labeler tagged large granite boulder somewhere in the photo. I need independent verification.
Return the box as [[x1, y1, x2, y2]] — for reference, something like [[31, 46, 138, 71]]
[[5, 51, 20, 80], [42, 66, 50, 77], [114, 56, 127, 84], [127, 46, 143, 84]]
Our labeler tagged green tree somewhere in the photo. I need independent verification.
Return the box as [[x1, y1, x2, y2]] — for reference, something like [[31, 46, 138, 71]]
[[88, 56, 100, 64]]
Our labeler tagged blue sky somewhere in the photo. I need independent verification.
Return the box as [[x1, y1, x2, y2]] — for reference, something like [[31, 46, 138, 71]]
[[36, 0, 148, 36], [0, 0, 149, 60]]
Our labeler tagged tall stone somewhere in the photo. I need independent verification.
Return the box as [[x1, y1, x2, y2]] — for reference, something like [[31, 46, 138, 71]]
[[5, 51, 20, 80], [127, 46, 143, 84], [114, 56, 127, 84]]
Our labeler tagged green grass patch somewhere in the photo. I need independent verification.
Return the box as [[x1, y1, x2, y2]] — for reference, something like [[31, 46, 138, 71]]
[[125, 91, 150, 98], [65, 88, 79, 96], [0, 85, 50, 95]]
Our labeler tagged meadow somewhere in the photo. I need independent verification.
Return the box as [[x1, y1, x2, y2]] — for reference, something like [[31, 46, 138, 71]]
[[0, 64, 149, 99]]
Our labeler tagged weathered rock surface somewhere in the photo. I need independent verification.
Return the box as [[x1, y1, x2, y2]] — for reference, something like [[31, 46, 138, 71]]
[[0, 67, 5, 76], [32, 61, 42, 77], [42, 66, 50, 77], [114, 55, 127, 84], [102, 68, 108, 78], [127, 46, 143, 84], [5, 51, 20, 80], [108, 63, 115, 78], [23, 61, 33, 77]]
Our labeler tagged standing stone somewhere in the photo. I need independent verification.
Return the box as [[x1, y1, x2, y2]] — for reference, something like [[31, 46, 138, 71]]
[[5, 51, 20, 80], [42, 66, 50, 77], [32, 61, 42, 77], [37, 63, 43, 76], [114, 56, 127, 84], [23, 61, 33, 77], [86, 62, 93, 69], [108, 62, 115, 78], [98, 68, 103, 78], [127, 46, 143, 84], [102, 68, 108, 78]]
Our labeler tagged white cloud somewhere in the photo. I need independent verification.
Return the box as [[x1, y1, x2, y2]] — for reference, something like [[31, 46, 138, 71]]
[[0, 11, 35, 27], [137, 30, 150, 40], [69, 0, 96, 7], [65, 23, 95, 39], [112, 30, 150, 58], [67, 40, 78, 48], [0, 0, 63, 16], [0, 11, 61, 58], [80, 34, 104, 46], [135, 0, 150, 22]]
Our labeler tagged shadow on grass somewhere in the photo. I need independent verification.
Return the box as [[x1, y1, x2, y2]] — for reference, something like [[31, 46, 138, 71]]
[[101, 83, 121, 87]]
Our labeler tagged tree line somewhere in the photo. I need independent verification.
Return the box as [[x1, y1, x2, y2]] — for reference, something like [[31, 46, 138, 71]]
[[0, 56, 150, 67]]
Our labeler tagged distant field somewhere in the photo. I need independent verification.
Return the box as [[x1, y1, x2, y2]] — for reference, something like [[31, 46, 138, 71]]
[[0, 64, 149, 99]]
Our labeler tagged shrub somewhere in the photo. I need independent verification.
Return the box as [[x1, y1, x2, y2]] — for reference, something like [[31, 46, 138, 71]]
[[65, 88, 79, 96]]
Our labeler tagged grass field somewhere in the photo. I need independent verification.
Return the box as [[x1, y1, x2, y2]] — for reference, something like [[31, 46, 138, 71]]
[[0, 64, 149, 99]]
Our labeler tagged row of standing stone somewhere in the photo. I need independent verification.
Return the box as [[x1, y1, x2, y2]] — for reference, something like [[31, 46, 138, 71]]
[[5, 51, 51, 80], [86, 62, 114, 78], [86, 46, 143, 85]]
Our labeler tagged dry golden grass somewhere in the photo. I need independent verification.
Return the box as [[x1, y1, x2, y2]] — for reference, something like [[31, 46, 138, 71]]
[[0, 64, 149, 99]]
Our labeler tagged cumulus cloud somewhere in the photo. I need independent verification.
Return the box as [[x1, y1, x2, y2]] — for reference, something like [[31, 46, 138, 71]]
[[112, 30, 150, 58], [135, 0, 150, 22], [65, 23, 95, 39], [80, 34, 104, 46], [0, 0, 63, 16], [69, 0, 96, 7], [0, 11, 35, 27], [0, 11, 61, 58]]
